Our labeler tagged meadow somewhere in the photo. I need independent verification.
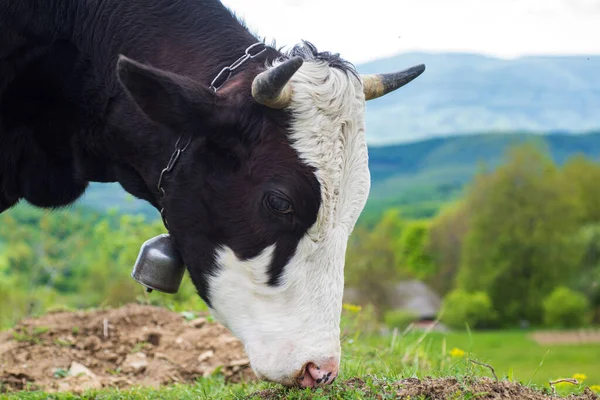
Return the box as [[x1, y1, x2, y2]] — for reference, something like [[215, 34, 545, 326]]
[[421, 330, 600, 387]]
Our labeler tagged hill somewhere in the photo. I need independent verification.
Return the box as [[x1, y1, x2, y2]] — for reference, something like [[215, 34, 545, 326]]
[[358, 52, 600, 145], [77, 131, 600, 222], [363, 130, 600, 221]]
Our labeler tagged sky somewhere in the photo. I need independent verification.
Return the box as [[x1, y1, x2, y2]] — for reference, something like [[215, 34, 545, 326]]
[[220, 0, 600, 64]]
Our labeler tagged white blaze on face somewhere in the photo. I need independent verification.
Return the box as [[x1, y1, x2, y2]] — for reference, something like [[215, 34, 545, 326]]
[[207, 56, 371, 385]]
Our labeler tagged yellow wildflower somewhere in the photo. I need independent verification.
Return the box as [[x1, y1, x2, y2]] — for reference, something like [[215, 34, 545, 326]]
[[342, 303, 362, 313], [589, 385, 600, 393], [573, 373, 587, 382], [449, 347, 465, 358]]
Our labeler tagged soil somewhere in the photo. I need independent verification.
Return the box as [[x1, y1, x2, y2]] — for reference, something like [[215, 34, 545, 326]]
[[530, 329, 600, 345], [0, 304, 256, 393], [254, 377, 599, 400]]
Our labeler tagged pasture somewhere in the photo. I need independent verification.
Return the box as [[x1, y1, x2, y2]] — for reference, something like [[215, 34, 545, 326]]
[[1, 304, 599, 399]]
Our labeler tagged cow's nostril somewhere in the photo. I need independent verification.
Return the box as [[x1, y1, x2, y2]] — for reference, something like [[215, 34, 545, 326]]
[[297, 359, 339, 388], [296, 362, 316, 388]]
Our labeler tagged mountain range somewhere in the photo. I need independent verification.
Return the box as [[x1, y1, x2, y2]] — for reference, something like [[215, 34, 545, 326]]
[[358, 52, 600, 145]]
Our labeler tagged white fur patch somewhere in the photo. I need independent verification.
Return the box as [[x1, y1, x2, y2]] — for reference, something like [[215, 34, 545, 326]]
[[207, 56, 370, 385]]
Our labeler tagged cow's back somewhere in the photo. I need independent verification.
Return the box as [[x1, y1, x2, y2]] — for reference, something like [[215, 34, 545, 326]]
[[0, 2, 109, 211]]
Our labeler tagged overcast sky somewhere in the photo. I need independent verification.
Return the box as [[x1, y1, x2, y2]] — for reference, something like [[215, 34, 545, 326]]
[[220, 0, 599, 64]]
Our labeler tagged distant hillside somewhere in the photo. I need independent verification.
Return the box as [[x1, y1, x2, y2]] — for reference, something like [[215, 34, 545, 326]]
[[78, 131, 600, 222], [357, 53, 600, 145], [363, 130, 600, 221]]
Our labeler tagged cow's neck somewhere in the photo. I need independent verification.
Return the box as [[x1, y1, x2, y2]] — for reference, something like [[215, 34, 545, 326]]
[[69, 0, 268, 85]]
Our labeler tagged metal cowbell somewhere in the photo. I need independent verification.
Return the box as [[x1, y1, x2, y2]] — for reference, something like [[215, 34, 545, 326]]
[[131, 234, 186, 294]]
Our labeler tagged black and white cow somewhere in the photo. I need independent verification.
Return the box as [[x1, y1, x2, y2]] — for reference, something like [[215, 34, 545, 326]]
[[0, 0, 424, 388]]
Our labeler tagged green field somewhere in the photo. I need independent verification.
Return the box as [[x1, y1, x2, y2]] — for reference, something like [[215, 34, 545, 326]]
[[3, 320, 599, 400], [403, 330, 600, 386]]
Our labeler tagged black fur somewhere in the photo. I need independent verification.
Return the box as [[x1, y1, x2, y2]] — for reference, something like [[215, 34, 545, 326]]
[[0, 0, 357, 304]]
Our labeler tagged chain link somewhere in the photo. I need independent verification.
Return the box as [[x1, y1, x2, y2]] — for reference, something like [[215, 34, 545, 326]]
[[157, 135, 192, 229], [209, 42, 267, 92]]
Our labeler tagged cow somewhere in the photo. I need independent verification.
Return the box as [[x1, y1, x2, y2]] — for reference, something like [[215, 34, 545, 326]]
[[0, 0, 425, 388]]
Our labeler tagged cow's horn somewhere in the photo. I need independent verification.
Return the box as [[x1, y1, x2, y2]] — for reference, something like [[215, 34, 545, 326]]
[[362, 64, 426, 100], [251, 56, 304, 109]]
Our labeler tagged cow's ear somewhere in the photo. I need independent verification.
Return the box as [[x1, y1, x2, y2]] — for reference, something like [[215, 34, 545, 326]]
[[116, 55, 215, 131]]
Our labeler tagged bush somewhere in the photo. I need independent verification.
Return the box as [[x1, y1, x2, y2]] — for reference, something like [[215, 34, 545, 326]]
[[543, 287, 591, 328], [384, 310, 419, 330], [440, 289, 496, 330]]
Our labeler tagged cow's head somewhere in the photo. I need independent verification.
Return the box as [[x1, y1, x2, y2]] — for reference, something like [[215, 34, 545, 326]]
[[115, 42, 424, 388]]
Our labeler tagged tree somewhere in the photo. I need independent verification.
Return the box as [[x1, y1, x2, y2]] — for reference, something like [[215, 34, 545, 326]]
[[543, 286, 591, 328], [571, 224, 600, 323], [425, 201, 471, 295], [0, 203, 211, 326], [457, 144, 585, 325], [439, 289, 497, 330], [344, 208, 407, 317], [562, 155, 600, 224], [395, 219, 436, 280]]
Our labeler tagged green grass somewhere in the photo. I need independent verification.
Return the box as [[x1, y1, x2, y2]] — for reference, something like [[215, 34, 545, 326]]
[[0, 377, 435, 400], [417, 330, 600, 386], [2, 321, 599, 399]]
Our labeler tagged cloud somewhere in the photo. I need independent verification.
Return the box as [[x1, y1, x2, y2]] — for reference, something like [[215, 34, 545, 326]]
[[220, 0, 600, 63], [566, 0, 600, 14]]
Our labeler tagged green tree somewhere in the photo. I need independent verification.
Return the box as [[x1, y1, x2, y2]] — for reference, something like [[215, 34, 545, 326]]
[[345, 209, 407, 317], [439, 289, 497, 330], [424, 201, 471, 295], [571, 224, 600, 323], [396, 220, 436, 280], [562, 155, 600, 224], [0, 203, 211, 327], [543, 286, 591, 328], [457, 144, 585, 326]]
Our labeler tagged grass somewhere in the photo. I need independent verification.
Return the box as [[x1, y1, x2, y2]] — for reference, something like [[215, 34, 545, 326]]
[[416, 330, 600, 386], [0, 376, 435, 400], [2, 310, 600, 399]]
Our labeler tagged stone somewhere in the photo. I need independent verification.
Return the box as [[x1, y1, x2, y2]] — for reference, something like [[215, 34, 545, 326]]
[[69, 361, 96, 379], [198, 350, 214, 363], [122, 352, 148, 373], [188, 318, 207, 328]]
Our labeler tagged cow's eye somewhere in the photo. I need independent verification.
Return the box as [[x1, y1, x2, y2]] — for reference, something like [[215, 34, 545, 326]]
[[267, 194, 293, 215]]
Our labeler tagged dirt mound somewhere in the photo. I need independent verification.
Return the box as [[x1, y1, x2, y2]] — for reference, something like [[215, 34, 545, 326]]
[[531, 329, 600, 345], [0, 304, 256, 393], [255, 377, 599, 400]]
